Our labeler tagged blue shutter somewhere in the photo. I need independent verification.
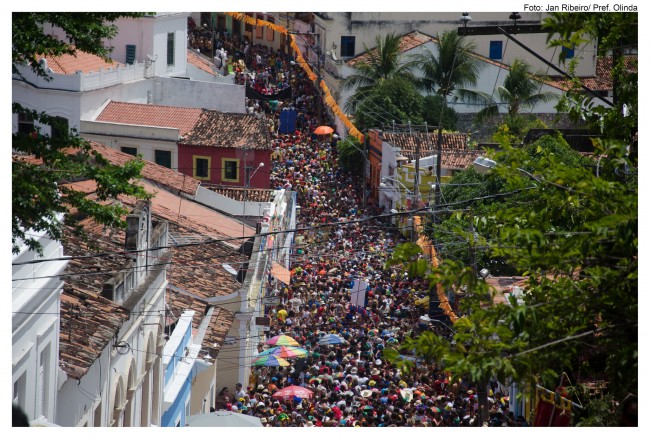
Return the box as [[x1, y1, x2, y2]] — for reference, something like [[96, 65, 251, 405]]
[[561, 45, 575, 59], [489, 41, 503, 60]]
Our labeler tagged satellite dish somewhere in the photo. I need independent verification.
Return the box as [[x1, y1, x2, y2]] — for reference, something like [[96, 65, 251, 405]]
[[146, 53, 157, 62]]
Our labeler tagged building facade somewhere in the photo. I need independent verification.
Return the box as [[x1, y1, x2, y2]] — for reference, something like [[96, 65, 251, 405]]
[[55, 202, 169, 426], [12, 227, 69, 425]]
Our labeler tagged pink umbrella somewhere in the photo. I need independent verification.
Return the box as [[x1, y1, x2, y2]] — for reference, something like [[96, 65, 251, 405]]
[[272, 385, 314, 401]]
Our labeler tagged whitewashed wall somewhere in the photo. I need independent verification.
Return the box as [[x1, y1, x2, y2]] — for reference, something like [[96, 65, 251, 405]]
[[154, 77, 246, 113], [194, 186, 271, 217], [315, 12, 596, 77], [12, 231, 68, 424]]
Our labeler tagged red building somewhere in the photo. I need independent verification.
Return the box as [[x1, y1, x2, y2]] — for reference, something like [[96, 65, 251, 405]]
[[85, 101, 271, 189], [180, 111, 271, 188]]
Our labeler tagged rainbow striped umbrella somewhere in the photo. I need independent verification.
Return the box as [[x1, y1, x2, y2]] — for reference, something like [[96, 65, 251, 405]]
[[259, 345, 309, 358], [265, 334, 300, 347], [252, 354, 290, 367]]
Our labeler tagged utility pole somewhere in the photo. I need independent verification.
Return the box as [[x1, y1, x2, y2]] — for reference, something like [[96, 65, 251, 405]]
[[411, 121, 420, 210]]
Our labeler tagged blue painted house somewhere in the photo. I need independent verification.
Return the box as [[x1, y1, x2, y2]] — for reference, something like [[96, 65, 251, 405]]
[[161, 311, 201, 427]]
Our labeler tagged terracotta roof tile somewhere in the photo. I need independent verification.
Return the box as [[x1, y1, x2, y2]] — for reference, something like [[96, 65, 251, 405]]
[[167, 224, 246, 298], [59, 215, 141, 380], [546, 55, 637, 92], [381, 131, 468, 150], [66, 179, 255, 249], [57, 187, 244, 378], [166, 224, 242, 356], [166, 289, 235, 358], [182, 111, 271, 150], [400, 149, 482, 170], [37, 49, 120, 75], [187, 49, 218, 76], [59, 285, 130, 380], [347, 31, 435, 66], [202, 184, 276, 202], [96, 101, 203, 136], [89, 141, 199, 196]]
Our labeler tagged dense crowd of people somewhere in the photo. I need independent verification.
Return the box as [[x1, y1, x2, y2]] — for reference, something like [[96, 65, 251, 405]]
[[209, 33, 520, 428]]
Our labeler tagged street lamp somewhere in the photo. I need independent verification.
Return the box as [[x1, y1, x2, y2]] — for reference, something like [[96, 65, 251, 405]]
[[472, 156, 498, 175], [380, 176, 412, 193]]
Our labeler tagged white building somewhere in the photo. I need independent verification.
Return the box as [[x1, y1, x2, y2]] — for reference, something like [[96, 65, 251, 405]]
[[55, 202, 169, 426], [307, 12, 596, 90], [12, 13, 245, 142], [339, 31, 564, 118], [12, 226, 69, 425]]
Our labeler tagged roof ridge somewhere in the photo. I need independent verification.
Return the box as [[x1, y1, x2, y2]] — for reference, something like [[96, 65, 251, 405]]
[[104, 100, 206, 112]]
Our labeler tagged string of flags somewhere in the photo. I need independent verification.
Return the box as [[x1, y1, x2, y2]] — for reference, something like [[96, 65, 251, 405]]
[[225, 12, 365, 143]]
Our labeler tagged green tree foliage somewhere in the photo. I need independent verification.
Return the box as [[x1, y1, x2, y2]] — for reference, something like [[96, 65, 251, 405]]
[[353, 76, 424, 131], [341, 32, 418, 113], [422, 95, 458, 131], [476, 58, 556, 123], [12, 13, 149, 254], [336, 136, 364, 174], [414, 30, 489, 104], [396, 134, 636, 424], [542, 13, 637, 154]]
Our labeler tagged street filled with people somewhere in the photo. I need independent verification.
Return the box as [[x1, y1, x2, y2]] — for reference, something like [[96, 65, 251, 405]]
[[199, 32, 519, 428]]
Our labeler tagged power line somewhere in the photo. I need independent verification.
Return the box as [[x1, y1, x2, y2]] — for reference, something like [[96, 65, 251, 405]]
[[13, 185, 540, 268]]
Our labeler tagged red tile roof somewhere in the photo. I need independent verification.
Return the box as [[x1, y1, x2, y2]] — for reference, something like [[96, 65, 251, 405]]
[[202, 184, 276, 202], [96, 101, 203, 136], [166, 223, 243, 354], [57, 186, 245, 378], [187, 49, 218, 76], [546, 55, 638, 92], [168, 223, 246, 298], [347, 31, 435, 67], [60, 285, 130, 380], [67, 179, 256, 249], [59, 215, 140, 380], [89, 141, 199, 196], [182, 111, 271, 150], [381, 131, 468, 150], [37, 49, 121, 74], [400, 149, 482, 170]]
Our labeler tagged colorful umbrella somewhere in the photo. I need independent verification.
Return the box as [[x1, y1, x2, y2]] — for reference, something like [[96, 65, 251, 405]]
[[253, 354, 290, 367], [313, 126, 334, 135], [273, 385, 314, 401], [259, 345, 309, 358], [316, 333, 347, 345], [265, 334, 300, 347]]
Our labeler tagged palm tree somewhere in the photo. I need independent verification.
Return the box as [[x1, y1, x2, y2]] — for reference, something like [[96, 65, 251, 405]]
[[341, 33, 418, 113], [476, 58, 557, 121], [414, 30, 488, 104]]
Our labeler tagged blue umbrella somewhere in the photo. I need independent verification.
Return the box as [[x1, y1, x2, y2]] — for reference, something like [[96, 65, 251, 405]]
[[317, 333, 347, 345]]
